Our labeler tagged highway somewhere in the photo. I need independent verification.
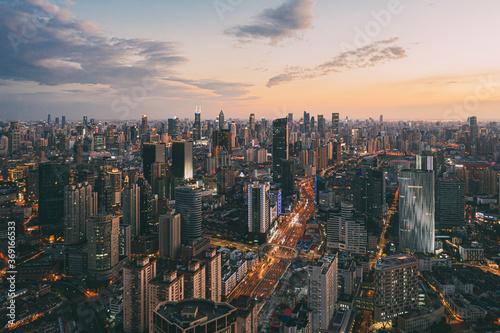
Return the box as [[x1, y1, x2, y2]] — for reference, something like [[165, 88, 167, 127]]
[[226, 177, 316, 303]]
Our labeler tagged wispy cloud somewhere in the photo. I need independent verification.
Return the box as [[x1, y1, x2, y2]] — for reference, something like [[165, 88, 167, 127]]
[[225, 0, 314, 44], [267, 38, 407, 87], [0, 0, 254, 101]]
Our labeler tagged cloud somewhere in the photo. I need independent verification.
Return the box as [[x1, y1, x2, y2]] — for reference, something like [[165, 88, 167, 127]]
[[225, 0, 314, 44], [0, 0, 253, 101], [267, 38, 408, 87]]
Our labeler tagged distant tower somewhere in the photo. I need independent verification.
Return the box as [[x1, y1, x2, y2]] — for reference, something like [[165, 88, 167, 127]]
[[219, 110, 225, 130], [140, 114, 149, 135], [167, 118, 181, 140], [249, 113, 255, 131], [379, 115, 383, 123], [332, 113, 339, 137], [194, 103, 202, 140], [47, 114, 51, 124]]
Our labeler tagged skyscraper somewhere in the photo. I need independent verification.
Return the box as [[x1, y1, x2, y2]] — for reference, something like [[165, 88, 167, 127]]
[[317, 114, 325, 137], [308, 253, 337, 331], [142, 142, 166, 183], [108, 168, 122, 207], [374, 254, 418, 322], [86, 214, 119, 279], [281, 159, 295, 197], [248, 182, 270, 235], [64, 182, 95, 243], [8, 121, 21, 155], [39, 163, 70, 227], [272, 117, 289, 181], [197, 248, 222, 303], [399, 170, 435, 254], [435, 178, 465, 230], [194, 110, 201, 140], [332, 113, 339, 136], [175, 187, 202, 244], [159, 211, 181, 259], [171, 141, 193, 180], [470, 115, 478, 143], [218, 110, 225, 130], [416, 151, 436, 173], [168, 118, 181, 140], [122, 184, 140, 236], [353, 168, 386, 217], [249, 113, 255, 131], [148, 270, 185, 330], [124, 257, 157, 333], [140, 114, 148, 135]]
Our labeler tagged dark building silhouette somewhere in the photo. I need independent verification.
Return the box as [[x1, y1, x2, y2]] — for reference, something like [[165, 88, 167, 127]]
[[142, 142, 166, 183], [39, 163, 69, 227], [272, 117, 289, 182], [171, 141, 193, 180], [435, 178, 465, 230]]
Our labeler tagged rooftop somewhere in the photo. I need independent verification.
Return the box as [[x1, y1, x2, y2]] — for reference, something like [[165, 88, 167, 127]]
[[155, 299, 236, 329], [375, 254, 418, 270]]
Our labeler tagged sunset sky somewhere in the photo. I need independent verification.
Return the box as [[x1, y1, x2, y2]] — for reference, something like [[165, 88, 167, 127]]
[[1, 0, 500, 121]]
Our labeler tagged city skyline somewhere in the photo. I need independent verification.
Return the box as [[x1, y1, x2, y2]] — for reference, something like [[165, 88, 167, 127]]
[[1, 0, 500, 121]]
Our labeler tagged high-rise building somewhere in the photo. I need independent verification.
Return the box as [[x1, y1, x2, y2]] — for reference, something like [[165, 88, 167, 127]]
[[470, 115, 479, 143], [175, 187, 202, 244], [148, 269, 184, 329], [61, 115, 66, 127], [212, 129, 233, 155], [8, 121, 21, 155], [332, 113, 339, 136], [281, 159, 295, 197], [108, 168, 122, 207], [308, 253, 338, 331], [138, 177, 154, 234], [168, 118, 181, 140], [327, 202, 367, 254], [399, 170, 435, 254], [416, 151, 436, 173], [183, 260, 206, 299], [288, 113, 293, 126], [124, 257, 157, 333], [171, 141, 194, 180], [374, 254, 418, 322], [159, 211, 181, 259], [216, 165, 235, 195], [248, 182, 270, 235], [142, 142, 166, 183], [249, 113, 255, 131], [86, 214, 119, 279], [122, 184, 140, 236], [218, 110, 225, 130], [152, 299, 237, 333], [194, 110, 202, 140], [64, 182, 95, 243], [353, 169, 386, 217], [197, 249, 222, 303], [140, 114, 148, 135], [272, 117, 289, 181], [435, 178, 465, 230], [39, 163, 69, 227], [317, 114, 325, 137]]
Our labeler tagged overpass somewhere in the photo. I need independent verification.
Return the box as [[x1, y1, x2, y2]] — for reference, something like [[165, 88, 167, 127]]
[[259, 243, 299, 261]]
